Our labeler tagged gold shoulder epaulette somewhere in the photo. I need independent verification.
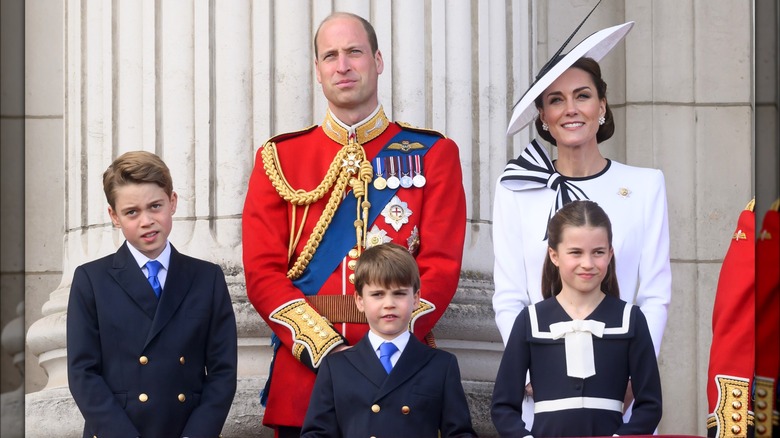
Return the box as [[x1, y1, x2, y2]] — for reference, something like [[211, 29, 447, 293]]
[[265, 125, 318, 145], [396, 121, 445, 139], [745, 198, 756, 212], [770, 198, 780, 212]]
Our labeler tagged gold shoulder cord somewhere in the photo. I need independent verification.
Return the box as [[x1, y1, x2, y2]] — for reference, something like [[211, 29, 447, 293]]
[[262, 138, 373, 280]]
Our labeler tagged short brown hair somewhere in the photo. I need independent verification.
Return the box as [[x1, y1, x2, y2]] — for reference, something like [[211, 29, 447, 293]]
[[354, 243, 420, 296], [102, 151, 173, 209], [313, 12, 379, 59], [534, 57, 615, 146]]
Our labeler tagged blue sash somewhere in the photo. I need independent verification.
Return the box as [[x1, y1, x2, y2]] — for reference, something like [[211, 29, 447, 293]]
[[292, 128, 439, 295], [261, 128, 440, 406]]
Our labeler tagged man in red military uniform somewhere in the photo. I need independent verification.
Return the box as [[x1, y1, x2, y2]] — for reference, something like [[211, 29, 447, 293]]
[[706, 200, 755, 437], [242, 12, 466, 437], [755, 200, 780, 437]]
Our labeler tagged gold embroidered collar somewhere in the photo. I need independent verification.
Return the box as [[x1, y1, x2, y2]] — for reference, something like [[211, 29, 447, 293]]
[[322, 106, 390, 145]]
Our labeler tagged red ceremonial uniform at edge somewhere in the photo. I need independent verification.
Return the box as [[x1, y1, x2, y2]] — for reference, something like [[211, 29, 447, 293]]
[[242, 112, 467, 428]]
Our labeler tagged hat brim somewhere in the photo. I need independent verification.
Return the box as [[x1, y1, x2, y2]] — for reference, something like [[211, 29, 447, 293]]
[[506, 21, 635, 136]]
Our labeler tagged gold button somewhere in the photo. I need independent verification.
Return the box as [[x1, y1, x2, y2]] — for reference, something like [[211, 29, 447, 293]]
[[178, 393, 186, 402], [371, 404, 380, 413], [313, 326, 321, 333], [307, 320, 316, 327], [732, 400, 742, 409], [732, 388, 742, 397], [401, 406, 410, 414], [731, 413, 742, 421], [302, 313, 310, 320], [349, 249, 359, 258], [179, 356, 185, 364], [139, 356, 148, 365], [757, 388, 767, 397], [757, 400, 767, 409], [139, 393, 148, 402], [757, 425, 767, 434], [319, 332, 328, 338], [758, 412, 767, 421], [295, 307, 304, 314], [731, 425, 741, 434], [347, 260, 357, 270], [349, 273, 355, 284]]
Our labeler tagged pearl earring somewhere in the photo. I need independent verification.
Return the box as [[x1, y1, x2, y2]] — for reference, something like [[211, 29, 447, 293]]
[[541, 122, 549, 131], [598, 116, 606, 125]]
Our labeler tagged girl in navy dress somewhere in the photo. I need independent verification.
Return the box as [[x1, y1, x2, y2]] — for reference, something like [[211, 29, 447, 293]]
[[491, 200, 662, 437]]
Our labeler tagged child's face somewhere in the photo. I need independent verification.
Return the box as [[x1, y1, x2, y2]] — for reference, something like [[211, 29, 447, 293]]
[[548, 225, 612, 296], [108, 182, 177, 260], [355, 282, 420, 341]]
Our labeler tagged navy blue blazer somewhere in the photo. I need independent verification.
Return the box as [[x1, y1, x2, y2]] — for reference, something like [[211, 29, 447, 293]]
[[301, 333, 477, 438], [67, 242, 237, 438]]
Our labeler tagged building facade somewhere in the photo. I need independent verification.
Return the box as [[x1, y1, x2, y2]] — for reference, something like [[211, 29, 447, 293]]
[[1, 0, 773, 436]]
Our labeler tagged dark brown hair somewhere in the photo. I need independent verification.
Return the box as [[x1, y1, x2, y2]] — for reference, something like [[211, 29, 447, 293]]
[[534, 57, 615, 146], [354, 243, 420, 296], [541, 200, 619, 299], [102, 151, 173, 209], [314, 12, 379, 59]]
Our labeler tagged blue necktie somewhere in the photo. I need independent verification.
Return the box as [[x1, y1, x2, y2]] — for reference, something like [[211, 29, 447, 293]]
[[379, 342, 398, 374], [146, 260, 163, 298]]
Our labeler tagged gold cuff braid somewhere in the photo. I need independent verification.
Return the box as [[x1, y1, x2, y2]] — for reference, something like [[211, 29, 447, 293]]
[[708, 375, 754, 437], [270, 299, 343, 368]]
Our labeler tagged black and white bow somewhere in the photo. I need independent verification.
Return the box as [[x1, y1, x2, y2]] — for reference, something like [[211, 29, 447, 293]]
[[499, 140, 590, 239]]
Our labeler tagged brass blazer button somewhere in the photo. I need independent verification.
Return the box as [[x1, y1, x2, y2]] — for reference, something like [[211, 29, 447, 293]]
[[401, 405, 410, 414], [139, 356, 148, 365], [178, 393, 186, 402], [371, 404, 380, 413], [179, 356, 185, 364], [139, 393, 148, 402]]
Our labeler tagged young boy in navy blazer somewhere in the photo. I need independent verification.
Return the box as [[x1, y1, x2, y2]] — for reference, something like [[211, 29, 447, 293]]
[[67, 151, 237, 438], [301, 243, 477, 437]]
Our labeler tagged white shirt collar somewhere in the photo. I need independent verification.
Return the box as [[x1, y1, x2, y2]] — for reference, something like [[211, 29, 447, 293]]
[[367, 329, 411, 356], [127, 240, 172, 271]]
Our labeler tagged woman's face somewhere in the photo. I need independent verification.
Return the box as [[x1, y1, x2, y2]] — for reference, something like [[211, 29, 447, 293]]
[[538, 67, 606, 150]]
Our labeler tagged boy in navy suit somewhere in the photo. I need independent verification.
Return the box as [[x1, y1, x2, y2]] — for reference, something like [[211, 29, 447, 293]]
[[67, 151, 237, 438], [301, 243, 477, 437]]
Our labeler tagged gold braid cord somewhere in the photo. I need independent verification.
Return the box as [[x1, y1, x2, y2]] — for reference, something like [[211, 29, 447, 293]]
[[707, 375, 754, 437], [262, 137, 373, 279]]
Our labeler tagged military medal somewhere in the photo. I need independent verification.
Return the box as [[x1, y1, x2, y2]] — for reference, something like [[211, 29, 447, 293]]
[[381, 195, 413, 231], [373, 157, 387, 190], [366, 224, 392, 248], [400, 156, 413, 188], [386, 156, 400, 189], [412, 155, 426, 188]]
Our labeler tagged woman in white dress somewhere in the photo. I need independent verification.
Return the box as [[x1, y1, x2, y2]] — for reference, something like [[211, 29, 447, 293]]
[[492, 21, 671, 428]]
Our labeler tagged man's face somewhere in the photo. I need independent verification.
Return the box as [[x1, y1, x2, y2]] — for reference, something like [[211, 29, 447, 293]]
[[315, 16, 383, 124]]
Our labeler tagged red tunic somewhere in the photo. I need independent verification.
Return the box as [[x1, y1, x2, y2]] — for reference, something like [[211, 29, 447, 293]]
[[242, 108, 466, 428], [755, 206, 779, 435], [706, 201, 755, 437]]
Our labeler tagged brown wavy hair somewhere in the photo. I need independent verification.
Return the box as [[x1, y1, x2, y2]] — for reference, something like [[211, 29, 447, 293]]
[[541, 200, 619, 299]]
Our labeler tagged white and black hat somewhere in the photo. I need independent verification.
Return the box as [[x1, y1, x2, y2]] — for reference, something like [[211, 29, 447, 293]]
[[506, 12, 634, 136]]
